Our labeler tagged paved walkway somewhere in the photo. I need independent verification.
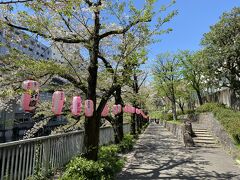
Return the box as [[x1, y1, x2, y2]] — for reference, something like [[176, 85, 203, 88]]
[[117, 124, 240, 180]]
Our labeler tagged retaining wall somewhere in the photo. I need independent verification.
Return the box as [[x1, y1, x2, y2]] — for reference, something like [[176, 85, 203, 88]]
[[196, 112, 239, 159], [160, 121, 184, 143]]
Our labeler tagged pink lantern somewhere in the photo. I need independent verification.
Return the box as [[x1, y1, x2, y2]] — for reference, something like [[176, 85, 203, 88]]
[[112, 104, 122, 115], [124, 105, 132, 113], [71, 96, 82, 116], [129, 106, 136, 114], [84, 100, 94, 117], [52, 91, 65, 115], [21, 93, 39, 112], [22, 80, 39, 91], [21, 93, 31, 112], [136, 108, 141, 115], [123, 105, 129, 113], [101, 104, 109, 117]]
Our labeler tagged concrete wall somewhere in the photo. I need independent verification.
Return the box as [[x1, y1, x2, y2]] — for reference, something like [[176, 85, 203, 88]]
[[160, 120, 184, 143], [195, 113, 239, 159], [204, 87, 240, 110]]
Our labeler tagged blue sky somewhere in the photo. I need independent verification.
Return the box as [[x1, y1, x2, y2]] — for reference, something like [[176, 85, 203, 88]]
[[147, 0, 239, 60]]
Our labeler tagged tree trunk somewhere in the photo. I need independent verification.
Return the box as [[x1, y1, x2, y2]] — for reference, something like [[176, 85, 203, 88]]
[[114, 85, 124, 143], [114, 112, 123, 143], [131, 113, 136, 135], [136, 114, 141, 134], [178, 102, 184, 114], [172, 100, 177, 121], [132, 73, 139, 135], [171, 85, 177, 121], [84, 10, 101, 161], [196, 89, 203, 105], [84, 114, 100, 161], [139, 115, 143, 130]]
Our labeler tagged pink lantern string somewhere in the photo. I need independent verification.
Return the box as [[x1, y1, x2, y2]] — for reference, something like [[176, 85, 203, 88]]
[[85, 100, 94, 117], [136, 108, 141, 115], [123, 105, 129, 113], [52, 91, 65, 115], [22, 80, 39, 91], [112, 104, 122, 115], [21, 93, 31, 112], [71, 96, 82, 116], [130, 106, 135, 114], [101, 104, 109, 117], [21, 80, 40, 112]]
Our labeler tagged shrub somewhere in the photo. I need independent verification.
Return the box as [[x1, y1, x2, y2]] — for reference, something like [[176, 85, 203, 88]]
[[196, 103, 240, 144], [196, 103, 226, 113], [165, 120, 183, 125], [61, 157, 104, 180], [98, 145, 124, 179], [61, 145, 124, 180], [165, 113, 173, 120], [118, 133, 135, 152]]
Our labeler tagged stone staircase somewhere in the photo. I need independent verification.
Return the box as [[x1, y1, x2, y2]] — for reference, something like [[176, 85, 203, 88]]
[[192, 128, 220, 148]]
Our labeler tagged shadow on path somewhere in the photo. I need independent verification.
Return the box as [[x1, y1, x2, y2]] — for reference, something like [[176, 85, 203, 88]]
[[117, 124, 240, 180]]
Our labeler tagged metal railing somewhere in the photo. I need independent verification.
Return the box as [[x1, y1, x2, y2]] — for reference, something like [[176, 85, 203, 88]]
[[0, 123, 130, 180]]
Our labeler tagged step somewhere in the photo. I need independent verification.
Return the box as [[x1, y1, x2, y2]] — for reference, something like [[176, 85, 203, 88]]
[[193, 139, 218, 144], [193, 137, 215, 141], [193, 129, 208, 132], [194, 144, 221, 148], [194, 134, 213, 137], [194, 131, 211, 135]]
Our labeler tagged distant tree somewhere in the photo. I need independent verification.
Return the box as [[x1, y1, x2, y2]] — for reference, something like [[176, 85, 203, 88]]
[[201, 7, 240, 95], [177, 50, 206, 105], [153, 53, 180, 120]]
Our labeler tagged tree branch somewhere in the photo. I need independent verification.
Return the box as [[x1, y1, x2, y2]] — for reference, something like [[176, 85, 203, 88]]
[[0, 0, 33, 4], [83, 0, 102, 7], [138, 73, 148, 89], [96, 84, 117, 116], [83, 0, 93, 6], [98, 54, 114, 74], [99, 19, 151, 39], [59, 74, 87, 95], [4, 17, 88, 44]]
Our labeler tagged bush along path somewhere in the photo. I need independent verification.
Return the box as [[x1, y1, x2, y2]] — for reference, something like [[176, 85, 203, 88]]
[[56, 124, 149, 180], [117, 123, 240, 179]]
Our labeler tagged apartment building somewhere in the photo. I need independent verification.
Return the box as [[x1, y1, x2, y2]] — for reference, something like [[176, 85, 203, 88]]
[[0, 29, 69, 143], [0, 29, 52, 59]]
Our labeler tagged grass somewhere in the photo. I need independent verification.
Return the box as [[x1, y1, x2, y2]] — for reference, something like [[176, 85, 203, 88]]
[[166, 120, 183, 125]]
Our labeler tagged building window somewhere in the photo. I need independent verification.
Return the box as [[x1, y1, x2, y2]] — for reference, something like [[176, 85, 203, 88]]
[[40, 54, 44, 57], [36, 52, 39, 55]]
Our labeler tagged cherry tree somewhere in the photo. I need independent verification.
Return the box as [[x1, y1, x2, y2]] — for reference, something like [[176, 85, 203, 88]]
[[0, 0, 176, 160]]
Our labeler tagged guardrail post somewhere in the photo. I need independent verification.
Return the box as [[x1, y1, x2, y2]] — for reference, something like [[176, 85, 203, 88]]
[[42, 138, 51, 176]]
